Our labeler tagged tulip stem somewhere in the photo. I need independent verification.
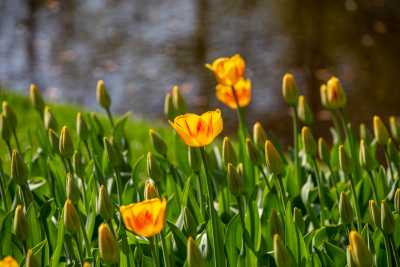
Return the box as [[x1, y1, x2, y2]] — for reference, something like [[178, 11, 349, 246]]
[[257, 166, 272, 192], [159, 232, 171, 267], [291, 106, 301, 184], [113, 168, 123, 205], [312, 159, 326, 225], [106, 108, 115, 128], [150, 236, 160, 267], [195, 171, 206, 219], [349, 176, 361, 231]]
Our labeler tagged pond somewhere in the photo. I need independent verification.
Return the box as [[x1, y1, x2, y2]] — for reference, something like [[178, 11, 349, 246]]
[[1, 0, 400, 143]]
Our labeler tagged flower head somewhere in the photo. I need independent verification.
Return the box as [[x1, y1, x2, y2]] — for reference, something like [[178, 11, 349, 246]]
[[216, 78, 251, 109], [169, 109, 223, 147], [120, 198, 167, 237], [206, 54, 245, 86], [0, 256, 19, 267]]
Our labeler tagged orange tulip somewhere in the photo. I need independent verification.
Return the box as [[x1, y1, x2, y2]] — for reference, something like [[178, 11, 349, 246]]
[[0, 256, 19, 267], [120, 198, 167, 237], [206, 54, 245, 86], [169, 109, 223, 147], [216, 78, 251, 109]]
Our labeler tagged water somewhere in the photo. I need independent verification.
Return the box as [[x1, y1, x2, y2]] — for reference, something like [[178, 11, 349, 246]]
[[1, 0, 400, 142]]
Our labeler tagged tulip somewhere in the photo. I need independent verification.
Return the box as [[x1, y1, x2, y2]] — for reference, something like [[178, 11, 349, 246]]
[[66, 173, 80, 203], [389, 116, 400, 141], [222, 136, 237, 166], [348, 231, 373, 267], [359, 123, 373, 144], [368, 200, 380, 228], [64, 199, 80, 234], [120, 198, 167, 237], [44, 106, 58, 131], [273, 234, 294, 267], [11, 150, 28, 186], [265, 140, 284, 176], [0, 256, 19, 267], [339, 192, 353, 224], [29, 83, 45, 115], [0, 113, 11, 143], [359, 139, 373, 171], [215, 78, 251, 109], [318, 137, 330, 164], [253, 121, 267, 147], [297, 95, 313, 125], [98, 223, 119, 264], [2, 102, 17, 131], [26, 249, 39, 267], [246, 138, 260, 165], [169, 109, 223, 147], [269, 208, 284, 239], [326, 76, 346, 109], [394, 188, 400, 212], [226, 163, 244, 196], [187, 236, 206, 267], [320, 84, 329, 109], [164, 92, 175, 120], [339, 145, 352, 175], [149, 129, 167, 157], [301, 126, 316, 156], [13, 205, 28, 241], [171, 85, 187, 115], [59, 126, 73, 158], [96, 80, 111, 110], [206, 54, 245, 86], [72, 151, 84, 177], [146, 152, 162, 180], [282, 73, 299, 106], [97, 185, 113, 220], [76, 112, 88, 141], [373, 115, 389, 145], [144, 179, 159, 200]]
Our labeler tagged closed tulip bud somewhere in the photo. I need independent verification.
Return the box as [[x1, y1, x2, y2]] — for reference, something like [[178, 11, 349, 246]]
[[0, 113, 10, 143], [2, 101, 17, 131], [96, 80, 111, 109], [171, 85, 186, 115], [297, 95, 313, 125], [253, 122, 267, 149], [359, 139, 373, 171], [273, 234, 294, 267], [236, 163, 244, 178], [11, 150, 28, 185], [265, 140, 284, 176], [389, 116, 400, 141], [222, 137, 237, 166], [282, 73, 298, 106], [48, 128, 59, 153], [301, 126, 316, 156], [83, 262, 91, 267], [395, 188, 400, 212], [149, 129, 167, 157], [13, 205, 28, 241], [320, 84, 329, 109], [373, 115, 389, 145], [144, 179, 159, 200], [318, 138, 330, 164], [97, 185, 113, 220], [187, 236, 206, 267], [72, 151, 84, 177], [348, 231, 373, 267], [26, 249, 39, 267], [326, 76, 346, 109], [359, 123, 373, 144], [339, 192, 353, 224], [339, 145, 352, 175], [44, 106, 58, 131], [188, 147, 201, 172], [246, 138, 260, 165], [269, 208, 284, 239], [368, 200, 380, 228], [66, 173, 80, 203], [59, 126, 73, 158], [293, 207, 305, 234], [64, 199, 80, 234], [227, 163, 244, 196], [76, 112, 88, 141], [146, 152, 162, 180], [103, 137, 123, 168], [164, 92, 175, 120], [381, 200, 394, 234], [99, 223, 119, 264], [29, 84, 45, 114]]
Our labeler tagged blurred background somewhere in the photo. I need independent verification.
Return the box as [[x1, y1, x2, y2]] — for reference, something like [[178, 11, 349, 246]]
[[1, 0, 400, 143]]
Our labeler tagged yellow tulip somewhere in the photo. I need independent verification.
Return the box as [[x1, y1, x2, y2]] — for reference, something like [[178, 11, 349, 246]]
[[206, 54, 245, 86], [326, 76, 347, 109], [216, 78, 251, 109], [120, 198, 167, 237], [0, 256, 19, 267], [169, 109, 223, 147]]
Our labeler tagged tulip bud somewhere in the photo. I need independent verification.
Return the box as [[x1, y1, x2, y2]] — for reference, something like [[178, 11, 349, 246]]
[[373, 115, 389, 145], [386, 138, 398, 163], [83, 262, 91, 267], [103, 137, 123, 169], [144, 179, 159, 200], [339, 192, 353, 224], [222, 137, 237, 166], [269, 208, 284, 239], [246, 138, 260, 165], [44, 106, 58, 131], [13, 205, 28, 241], [297, 95, 313, 125], [26, 249, 39, 267], [273, 234, 294, 267], [359, 139, 373, 171], [253, 122, 267, 147], [47, 128, 59, 154], [2, 101, 17, 131], [11, 150, 28, 185], [164, 92, 175, 120], [66, 173, 80, 203], [64, 199, 80, 234], [187, 236, 206, 267], [301, 126, 316, 156], [97, 185, 113, 220], [149, 129, 167, 157], [226, 163, 244, 196], [0, 113, 10, 143], [346, 245, 356, 267], [76, 112, 89, 141], [171, 85, 186, 115], [29, 84, 45, 114], [183, 207, 196, 236], [394, 188, 400, 213], [348, 231, 373, 267], [293, 207, 305, 234], [320, 84, 329, 109], [318, 138, 330, 164], [146, 152, 162, 180], [339, 145, 352, 175], [282, 73, 299, 106], [59, 126, 73, 158], [188, 147, 201, 172], [326, 76, 346, 109], [368, 200, 380, 228], [265, 140, 284, 176], [359, 123, 373, 144], [389, 116, 400, 142], [96, 80, 111, 109], [72, 151, 84, 177], [99, 223, 119, 264], [381, 200, 394, 234]]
